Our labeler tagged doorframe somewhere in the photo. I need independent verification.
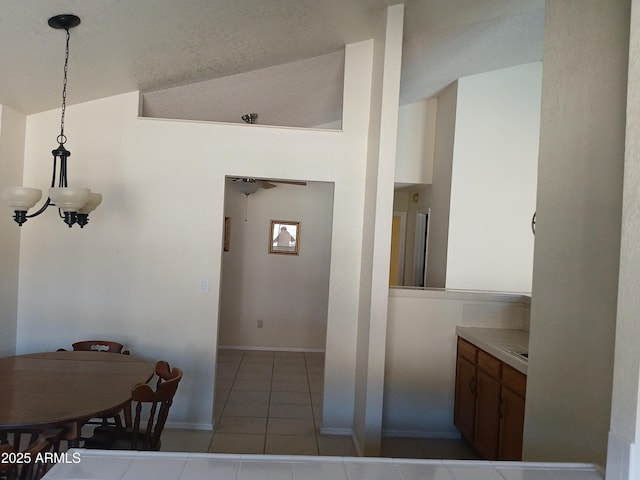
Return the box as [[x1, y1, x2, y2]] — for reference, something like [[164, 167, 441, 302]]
[[391, 211, 407, 285]]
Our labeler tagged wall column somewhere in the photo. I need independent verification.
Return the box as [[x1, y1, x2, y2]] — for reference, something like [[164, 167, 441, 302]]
[[524, 0, 630, 465], [607, 1, 640, 478]]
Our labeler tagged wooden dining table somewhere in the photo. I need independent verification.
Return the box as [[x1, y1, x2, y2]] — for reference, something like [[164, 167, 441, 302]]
[[0, 350, 155, 444]]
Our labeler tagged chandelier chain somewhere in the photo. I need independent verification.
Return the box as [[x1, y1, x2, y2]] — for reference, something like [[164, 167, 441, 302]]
[[58, 27, 71, 145]]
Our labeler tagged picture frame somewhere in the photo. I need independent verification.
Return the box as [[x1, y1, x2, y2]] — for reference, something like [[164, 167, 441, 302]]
[[269, 220, 300, 255]]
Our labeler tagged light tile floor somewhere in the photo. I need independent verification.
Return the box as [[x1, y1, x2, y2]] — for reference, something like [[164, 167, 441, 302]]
[[161, 349, 480, 460]]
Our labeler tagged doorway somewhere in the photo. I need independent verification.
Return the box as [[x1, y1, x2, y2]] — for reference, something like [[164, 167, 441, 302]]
[[214, 178, 335, 443], [412, 209, 430, 287]]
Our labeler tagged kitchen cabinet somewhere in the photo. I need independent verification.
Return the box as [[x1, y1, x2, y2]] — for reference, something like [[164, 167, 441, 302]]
[[454, 355, 476, 441], [454, 337, 527, 460]]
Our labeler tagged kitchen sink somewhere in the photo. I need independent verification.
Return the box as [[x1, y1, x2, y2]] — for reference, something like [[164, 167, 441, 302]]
[[501, 346, 529, 361]]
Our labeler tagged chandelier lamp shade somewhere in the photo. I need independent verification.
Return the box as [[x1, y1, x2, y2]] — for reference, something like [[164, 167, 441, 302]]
[[1, 14, 101, 228]]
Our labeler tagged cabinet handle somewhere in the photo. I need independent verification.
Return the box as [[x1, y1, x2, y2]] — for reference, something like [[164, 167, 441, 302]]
[[470, 376, 477, 396]]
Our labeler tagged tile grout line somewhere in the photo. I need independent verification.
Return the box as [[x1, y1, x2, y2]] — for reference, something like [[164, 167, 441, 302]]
[[264, 350, 275, 454], [209, 350, 244, 451], [305, 351, 321, 455]]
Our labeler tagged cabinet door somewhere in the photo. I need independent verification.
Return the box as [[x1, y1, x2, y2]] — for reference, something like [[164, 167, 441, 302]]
[[474, 370, 501, 460], [454, 355, 476, 442], [499, 387, 525, 460]]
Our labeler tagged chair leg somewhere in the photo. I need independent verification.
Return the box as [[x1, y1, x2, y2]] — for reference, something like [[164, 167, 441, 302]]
[[122, 401, 133, 429]]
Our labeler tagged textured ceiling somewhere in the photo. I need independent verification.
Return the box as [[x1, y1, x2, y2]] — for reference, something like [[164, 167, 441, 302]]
[[0, 0, 544, 127], [142, 51, 346, 128]]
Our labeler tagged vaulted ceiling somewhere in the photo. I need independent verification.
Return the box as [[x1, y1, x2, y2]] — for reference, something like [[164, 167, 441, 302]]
[[0, 0, 544, 127]]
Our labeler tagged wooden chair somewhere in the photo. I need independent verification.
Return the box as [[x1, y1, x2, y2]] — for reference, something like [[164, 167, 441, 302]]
[[56, 341, 131, 428], [109, 360, 180, 431], [84, 362, 183, 451], [0, 430, 39, 453], [0, 429, 63, 480], [57, 340, 130, 355]]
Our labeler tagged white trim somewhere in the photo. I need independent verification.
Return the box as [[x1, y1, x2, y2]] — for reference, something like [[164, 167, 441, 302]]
[[351, 431, 364, 457], [381, 429, 462, 439], [606, 430, 636, 480], [218, 345, 325, 353], [319, 427, 360, 456], [391, 211, 407, 285], [388, 287, 531, 304], [165, 422, 214, 431], [412, 209, 429, 287], [320, 427, 354, 436]]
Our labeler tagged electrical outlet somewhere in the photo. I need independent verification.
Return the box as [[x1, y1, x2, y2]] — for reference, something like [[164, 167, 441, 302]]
[[257, 320, 263, 329]]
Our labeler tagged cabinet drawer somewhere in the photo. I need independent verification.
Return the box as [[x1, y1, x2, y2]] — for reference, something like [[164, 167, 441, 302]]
[[477, 350, 502, 379], [502, 364, 526, 397], [458, 338, 477, 363]]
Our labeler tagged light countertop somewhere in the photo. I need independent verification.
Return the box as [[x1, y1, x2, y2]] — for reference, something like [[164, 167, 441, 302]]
[[456, 327, 529, 374], [42, 450, 603, 480]]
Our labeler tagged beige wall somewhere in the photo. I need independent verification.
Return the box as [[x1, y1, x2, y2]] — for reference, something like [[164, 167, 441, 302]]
[[0, 105, 26, 357], [525, 0, 630, 465]]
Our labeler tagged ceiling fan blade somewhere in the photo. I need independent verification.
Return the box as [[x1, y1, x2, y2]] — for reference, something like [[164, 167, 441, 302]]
[[271, 180, 307, 186], [228, 176, 306, 187]]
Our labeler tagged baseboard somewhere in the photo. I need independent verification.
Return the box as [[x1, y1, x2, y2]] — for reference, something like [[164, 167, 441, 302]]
[[381, 429, 462, 439], [318, 427, 361, 456], [218, 345, 325, 353], [351, 432, 364, 457], [165, 421, 213, 431], [606, 430, 636, 480], [319, 427, 353, 436]]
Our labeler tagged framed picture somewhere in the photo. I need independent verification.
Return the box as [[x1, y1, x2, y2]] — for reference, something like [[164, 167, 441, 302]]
[[224, 217, 231, 252], [269, 220, 300, 255]]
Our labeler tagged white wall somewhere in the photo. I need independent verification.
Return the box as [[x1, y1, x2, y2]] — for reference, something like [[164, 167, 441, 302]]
[[321, 39, 376, 432], [219, 180, 333, 350], [384, 289, 529, 437], [15, 38, 378, 431], [446, 63, 541, 293], [0, 105, 26, 357], [426, 82, 457, 288], [352, 4, 404, 456], [395, 99, 436, 185], [525, 0, 629, 466]]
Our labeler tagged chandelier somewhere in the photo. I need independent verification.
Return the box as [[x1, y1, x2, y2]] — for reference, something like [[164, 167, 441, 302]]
[[1, 14, 101, 228]]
